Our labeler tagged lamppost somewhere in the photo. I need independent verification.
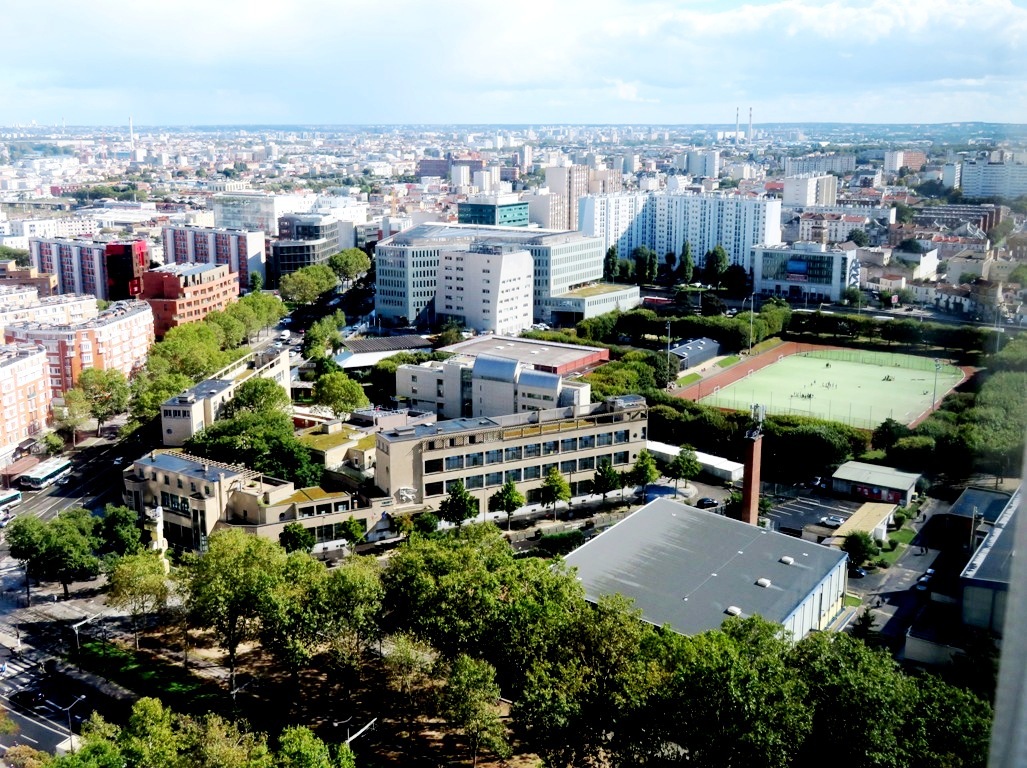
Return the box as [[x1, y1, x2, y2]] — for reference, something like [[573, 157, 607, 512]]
[[932, 358, 941, 411], [741, 293, 756, 355], [666, 319, 673, 386], [48, 695, 86, 753]]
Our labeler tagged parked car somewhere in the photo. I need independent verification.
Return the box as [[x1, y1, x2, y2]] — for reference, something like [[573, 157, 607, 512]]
[[820, 515, 845, 528], [848, 566, 867, 579], [696, 497, 719, 509]]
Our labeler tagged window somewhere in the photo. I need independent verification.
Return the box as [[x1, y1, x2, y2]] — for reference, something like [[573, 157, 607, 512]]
[[543, 440, 559, 455], [524, 443, 541, 458], [597, 432, 613, 446], [466, 452, 484, 467], [505, 446, 522, 461], [579, 435, 596, 449], [445, 479, 463, 493], [425, 481, 444, 497], [485, 471, 503, 486], [613, 451, 630, 465], [485, 449, 503, 464], [425, 458, 443, 474], [523, 465, 541, 480], [560, 438, 578, 452], [578, 456, 595, 471], [505, 468, 522, 483], [445, 455, 464, 471], [465, 475, 484, 489], [614, 430, 629, 444], [559, 459, 576, 473]]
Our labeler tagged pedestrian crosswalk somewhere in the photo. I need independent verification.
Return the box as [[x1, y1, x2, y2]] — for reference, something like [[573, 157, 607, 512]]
[[0, 652, 39, 693]]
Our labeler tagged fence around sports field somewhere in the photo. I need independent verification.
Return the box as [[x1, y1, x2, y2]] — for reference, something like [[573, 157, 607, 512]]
[[686, 345, 964, 430]]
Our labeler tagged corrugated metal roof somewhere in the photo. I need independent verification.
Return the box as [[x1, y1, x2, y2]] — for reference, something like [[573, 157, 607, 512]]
[[831, 461, 919, 491], [472, 353, 519, 383]]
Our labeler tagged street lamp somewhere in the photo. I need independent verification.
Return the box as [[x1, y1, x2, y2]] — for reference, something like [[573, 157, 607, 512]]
[[741, 293, 756, 355], [47, 695, 86, 754], [932, 358, 941, 411]]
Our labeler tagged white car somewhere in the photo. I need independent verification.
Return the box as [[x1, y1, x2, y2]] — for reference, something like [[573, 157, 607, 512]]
[[112, 457, 124, 466], [819, 515, 845, 528]]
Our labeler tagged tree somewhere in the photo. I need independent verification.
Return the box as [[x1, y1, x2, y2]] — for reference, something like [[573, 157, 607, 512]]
[[312, 372, 369, 418], [204, 309, 246, 349], [97, 504, 143, 558], [846, 228, 869, 247], [76, 368, 130, 435], [540, 466, 571, 516], [678, 240, 694, 284], [488, 480, 525, 530], [632, 246, 657, 286], [28, 509, 102, 599], [129, 371, 193, 424], [435, 321, 464, 348], [276, 726, 341, 768], [249, 272, 264, 293], [842, 531, 880, 568], [183, 529, 287, 691], [54, 388, 90, 445], [41, 432, 64, 456], [280, 264, 337, 305], [383, 633, 436, 728], [872, 417, 912, 451], [603, 246, 618, 282], [438, 480, 478, 527], [108, 553, 170, 649], [702, 245, 730, 287], [328, 248, 371, 282], [222, 378, 291, 418], [279, 522, 315, 554], [631, 449, 660, 502], [665, 446, 701, 494], [442, 655, 510, 767], [6, 515, 47, 605], [662, 252, 677, 285], [616, 258, 635, 283], [592, 459, 620, 503]]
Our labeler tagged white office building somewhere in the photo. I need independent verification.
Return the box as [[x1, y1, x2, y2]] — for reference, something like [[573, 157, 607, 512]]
[[436, 246, 533, 335], [375, 222, 637, 326], [579, 191, 782, 271], [211, 192, 315, 236], [395, 353, 591, 419], [784, 154, 857, 176], [783, 175, 838, 207], [751, 241, 858, 303]]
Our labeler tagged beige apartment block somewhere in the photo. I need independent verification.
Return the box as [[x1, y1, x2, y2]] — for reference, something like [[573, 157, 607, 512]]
[[0, 345, 52, 466], [0, 293, 97, 338], [123, 450, 370, 554], [375, 395, 648, 512]]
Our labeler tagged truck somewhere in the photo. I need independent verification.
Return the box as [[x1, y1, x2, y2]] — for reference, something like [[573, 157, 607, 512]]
[[279, 330, 291, 342]]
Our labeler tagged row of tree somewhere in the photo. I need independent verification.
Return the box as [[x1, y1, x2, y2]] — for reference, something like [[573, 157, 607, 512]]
[[279, 249, 371, 305], [602, 242, 739, 291], [5, 697, 355, 768]]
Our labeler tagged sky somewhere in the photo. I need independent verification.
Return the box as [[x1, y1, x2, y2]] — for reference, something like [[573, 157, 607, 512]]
[[1, 0, 1025, 127]]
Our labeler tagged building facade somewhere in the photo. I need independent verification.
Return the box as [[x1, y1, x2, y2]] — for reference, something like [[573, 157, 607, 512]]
[[545, 165, 590, 230], [4, 300, 154, 397], [271, 213, 342, 282], [211, 192, 315, 236], [751, 242, 858, 303], [457, 194, 530, 227], [578, 191, 782, 271], [141, 263, 238, 339], [30, 237, 148, 301], [375, 395, 648, 510], [784, 154, 857, 175], [396, 353, 591, 419], [783, 175, 838, 207], [0, 345, 51, 467], [435, 246, 533, 335], [797, 212, 870, 243], [0, 293, 97, 338], [123, 450, 369, 554], [0, 260, 58, 296], [162, 225, 266, 293], [960, 161, 1027, 199]]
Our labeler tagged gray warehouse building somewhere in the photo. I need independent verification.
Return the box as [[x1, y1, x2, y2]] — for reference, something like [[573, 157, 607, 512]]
[[669, 337, 720, 371], [564, 498, 848, 640]]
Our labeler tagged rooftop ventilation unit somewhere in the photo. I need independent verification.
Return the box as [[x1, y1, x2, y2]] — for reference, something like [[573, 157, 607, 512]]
[[780, 556, 795, 565], [756, 578, 772, 588], [725, 606, 742, 617]]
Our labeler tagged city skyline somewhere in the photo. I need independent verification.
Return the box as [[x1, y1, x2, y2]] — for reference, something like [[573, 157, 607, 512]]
[[1, 0, 1024, 127]]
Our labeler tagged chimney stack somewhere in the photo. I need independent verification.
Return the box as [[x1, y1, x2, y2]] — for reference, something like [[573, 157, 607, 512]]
[[741, 433, 763, 526], [735, 107, 740, 147], [748, 107, 753, 146]]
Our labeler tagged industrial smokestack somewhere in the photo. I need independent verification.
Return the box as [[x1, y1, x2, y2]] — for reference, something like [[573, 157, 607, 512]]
[[735, 108, 740, 146], [748, 107, 753, 146], [741, 433, 762, 526]]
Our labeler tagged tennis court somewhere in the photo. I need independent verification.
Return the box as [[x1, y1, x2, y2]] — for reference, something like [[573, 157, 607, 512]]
[[698, 349, 964, 429]]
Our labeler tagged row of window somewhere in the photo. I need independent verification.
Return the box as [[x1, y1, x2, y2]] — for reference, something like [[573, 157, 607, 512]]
[[424, 451, 631, 496], [426, 432, 629, 473]]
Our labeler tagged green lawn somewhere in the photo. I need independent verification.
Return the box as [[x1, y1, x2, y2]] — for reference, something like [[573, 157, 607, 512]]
[[678, 372, 701, 385], [844, 594, 863, 608], [876, 526, 918, 566], [717, 355, 740, 367], [699, 350, 963, 429]]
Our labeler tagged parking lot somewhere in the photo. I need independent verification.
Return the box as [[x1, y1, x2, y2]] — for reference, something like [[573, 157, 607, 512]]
[[764, 494, 864, 535]]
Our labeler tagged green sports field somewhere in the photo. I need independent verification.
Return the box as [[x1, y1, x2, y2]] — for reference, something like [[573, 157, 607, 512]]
[[699, 349, 964, 429]]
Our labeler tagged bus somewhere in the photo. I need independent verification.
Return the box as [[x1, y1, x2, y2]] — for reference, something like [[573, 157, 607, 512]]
[[0, 488, 21, 513], [18, 458, 73, 490]]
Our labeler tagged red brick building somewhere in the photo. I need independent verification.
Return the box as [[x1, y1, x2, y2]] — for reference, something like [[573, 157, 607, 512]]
[[141, 263, 237, 339]]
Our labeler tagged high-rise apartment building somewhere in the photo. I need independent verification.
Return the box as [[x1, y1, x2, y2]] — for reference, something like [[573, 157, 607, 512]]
[[579, 192, 782, 271], [783, 175, 838, 207], [0, 260, 58, 297], [960, 161, 1027, 199], [942, 162, 962, 189], [162, 225, 266, 293], [435, 246, 533, 335], [141, 263, 238, 339], [0, 292, 97, 338], [29, 237, 147, 301], [0, 345, 51, 467], [545, 165, 589, 230], [884, 150, 927, 173], [687, 150, 721, 179], [4, 300, 154, 397], [784, 153, 857, 176]]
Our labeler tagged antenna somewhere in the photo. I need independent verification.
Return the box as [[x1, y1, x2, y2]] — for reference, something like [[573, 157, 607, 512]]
[[746, 403, 765, 439]]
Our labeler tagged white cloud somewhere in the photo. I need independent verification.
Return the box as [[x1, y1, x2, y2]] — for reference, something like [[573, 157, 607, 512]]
[[0, 0, 1023, 124]]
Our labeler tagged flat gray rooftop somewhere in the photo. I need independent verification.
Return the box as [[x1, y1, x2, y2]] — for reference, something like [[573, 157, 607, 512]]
[[439, 335, 606, 372], [565, 498, 846, 636]]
